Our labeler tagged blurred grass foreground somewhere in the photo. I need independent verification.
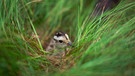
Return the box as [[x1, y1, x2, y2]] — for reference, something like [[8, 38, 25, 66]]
[[0, 0, 135, 76]]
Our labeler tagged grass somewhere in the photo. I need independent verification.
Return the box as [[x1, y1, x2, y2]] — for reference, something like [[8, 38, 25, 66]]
[[0, 0, 135, 76]]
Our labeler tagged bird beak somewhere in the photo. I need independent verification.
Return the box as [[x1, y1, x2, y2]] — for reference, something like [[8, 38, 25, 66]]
[[67, 42, 72, 46]]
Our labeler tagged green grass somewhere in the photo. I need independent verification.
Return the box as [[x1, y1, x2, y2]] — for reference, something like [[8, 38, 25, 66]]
[[0, 0, 135, 76]]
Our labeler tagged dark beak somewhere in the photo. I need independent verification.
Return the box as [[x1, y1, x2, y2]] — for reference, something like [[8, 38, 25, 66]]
[[67, 42, 72, 46]]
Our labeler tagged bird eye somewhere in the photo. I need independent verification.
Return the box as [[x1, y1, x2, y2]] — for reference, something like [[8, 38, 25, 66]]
[[59, 40, 63, 43]]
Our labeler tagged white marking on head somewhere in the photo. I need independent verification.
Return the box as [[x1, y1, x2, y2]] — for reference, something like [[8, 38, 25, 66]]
[[54, 36, 65, 41], [65, 34, 70, 40]]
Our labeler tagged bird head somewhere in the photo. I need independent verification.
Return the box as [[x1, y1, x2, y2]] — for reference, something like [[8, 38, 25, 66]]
[[53, 31, 72, 47]]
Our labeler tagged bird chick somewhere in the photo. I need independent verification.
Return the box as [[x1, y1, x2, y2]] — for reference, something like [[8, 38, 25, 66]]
[[46, 31, 72, 56]]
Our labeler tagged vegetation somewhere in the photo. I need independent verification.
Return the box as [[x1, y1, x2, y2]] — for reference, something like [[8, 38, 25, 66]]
[[0, 0, 135, 76]]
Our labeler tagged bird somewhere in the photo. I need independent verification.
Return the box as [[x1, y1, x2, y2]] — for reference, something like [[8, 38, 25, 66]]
[[46, 31, 72, 57]]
